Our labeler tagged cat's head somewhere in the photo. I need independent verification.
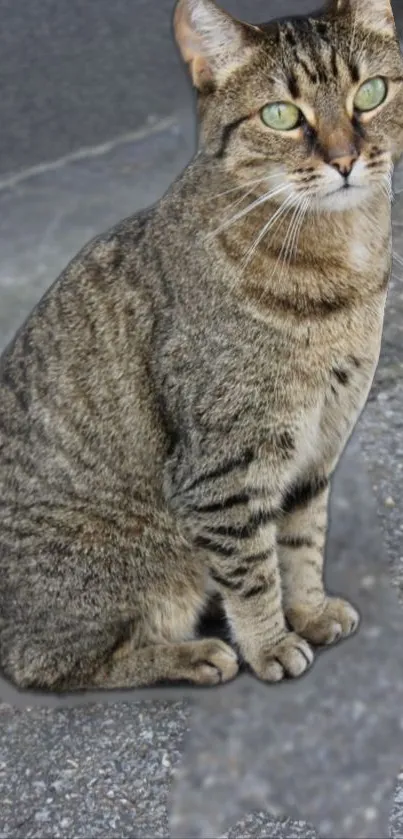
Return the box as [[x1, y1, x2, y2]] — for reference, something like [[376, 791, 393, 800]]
[[174, 0, 403, 212]]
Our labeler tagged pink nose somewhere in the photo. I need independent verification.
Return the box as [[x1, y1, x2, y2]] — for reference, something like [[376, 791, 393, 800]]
[[329, 154, 358, 177]]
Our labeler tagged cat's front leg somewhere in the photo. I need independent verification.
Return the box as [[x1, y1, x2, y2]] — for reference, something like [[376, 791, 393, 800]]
[[278, 475, 360, 645], [173, 446, 314, 682], [192, 505, 314, 682], [209, 524, 314, 682]]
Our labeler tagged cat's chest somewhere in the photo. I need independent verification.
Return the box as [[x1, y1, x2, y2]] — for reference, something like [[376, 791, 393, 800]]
[[311, 352, 379, 469], [191, 309, 380, 407], [278, 313, 383, 472], [166, 294, 385, 469]]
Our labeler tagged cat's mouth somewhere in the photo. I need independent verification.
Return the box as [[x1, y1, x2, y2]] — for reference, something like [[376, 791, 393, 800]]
[[319, 181, 370, 212], [313, 156, 392, 210], [328, 179, 363, 195]]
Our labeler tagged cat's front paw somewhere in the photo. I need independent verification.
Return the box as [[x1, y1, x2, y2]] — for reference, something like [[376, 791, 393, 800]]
[[286, 597, 360, 646], [248, 632, 314, 683]]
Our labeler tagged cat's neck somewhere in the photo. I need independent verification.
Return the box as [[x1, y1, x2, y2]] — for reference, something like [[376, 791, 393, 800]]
[[187, 161, 392, 315]]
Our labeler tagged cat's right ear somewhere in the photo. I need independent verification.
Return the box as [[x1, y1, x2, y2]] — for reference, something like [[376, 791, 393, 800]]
[[174, 0, 257, 90], [327, 0, 396, 36]]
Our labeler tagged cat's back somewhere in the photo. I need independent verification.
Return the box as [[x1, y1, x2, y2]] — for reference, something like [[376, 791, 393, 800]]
[[0, 205, 176, 510], [1, 206, 156, 367]]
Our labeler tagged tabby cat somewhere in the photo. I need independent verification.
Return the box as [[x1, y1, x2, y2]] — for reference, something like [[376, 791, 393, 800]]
[[0, 0, 402, 692]]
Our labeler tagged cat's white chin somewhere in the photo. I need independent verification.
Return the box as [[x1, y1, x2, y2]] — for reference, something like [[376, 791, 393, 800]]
[[318, 185, 373, 213]]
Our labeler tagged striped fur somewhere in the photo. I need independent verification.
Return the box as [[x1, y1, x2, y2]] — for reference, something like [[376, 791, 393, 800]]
[[0, 0, 401, 690]]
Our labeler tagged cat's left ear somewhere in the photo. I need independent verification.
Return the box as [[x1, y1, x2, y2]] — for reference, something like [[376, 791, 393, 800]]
[[329, 0, 396, 36], [174, 0, 258, 90]]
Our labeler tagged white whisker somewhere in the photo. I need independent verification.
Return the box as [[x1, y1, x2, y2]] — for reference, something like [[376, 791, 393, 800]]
[[268, 74, 288, 88], [209, 172, 282, 201], [349, 9, 359, 62], [393, 251, 403, 267], [248, 191, 311, 341], [383, 170, 394, 202], [206, 183, 290, 240], [276, 194, 309, 287], [354, 26, 373, 67], [239, 193, 297, 273], [221, 186, 260, 219], [290, 196, 310, 263], [276, 201, 302, 280]]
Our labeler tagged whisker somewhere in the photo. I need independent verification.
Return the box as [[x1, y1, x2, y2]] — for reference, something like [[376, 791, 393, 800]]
[[393, 251, 403, 267], [349, 9, 359, 62], [208, 172, 283, 201], [276, 202, 302, 282], [220, 186, 260, 219], [290, 196, 310, 264], [206, 184, 290, 240], [268, 74, 289, 88], [239, 193, 297, 273], [276, 194, 309, 287], [249, 192, 311, 348], [384, 170, 394, 201], [264, 191, 310, 297], [354, 27, 373, 67]]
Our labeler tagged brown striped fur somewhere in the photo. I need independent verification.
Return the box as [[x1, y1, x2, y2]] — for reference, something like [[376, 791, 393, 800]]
[[0, 0, 402, 691]]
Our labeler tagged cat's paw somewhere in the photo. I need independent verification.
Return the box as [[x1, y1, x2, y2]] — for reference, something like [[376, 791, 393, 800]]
[[182, 638, 239, 685], [286, 597, 360, 646], [249, 632, 314, 683]]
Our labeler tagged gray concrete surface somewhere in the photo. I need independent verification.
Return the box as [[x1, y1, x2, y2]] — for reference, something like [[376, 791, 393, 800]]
[[1, 112, 403, 838], [2, 0, 401, 178], [0, 0, 314, 178]]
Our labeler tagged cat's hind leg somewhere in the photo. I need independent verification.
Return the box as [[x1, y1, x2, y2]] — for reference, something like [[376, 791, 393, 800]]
[[0, 507, 239, 692], [0, 619, 238, 691], [93, 636, 239, 689]]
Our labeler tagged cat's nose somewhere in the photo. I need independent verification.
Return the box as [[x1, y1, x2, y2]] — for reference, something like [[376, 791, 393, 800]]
[[329, 154, 358, 177]]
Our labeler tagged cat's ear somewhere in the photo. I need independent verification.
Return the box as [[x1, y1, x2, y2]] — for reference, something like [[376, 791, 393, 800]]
[[174, 0, 257, 90], [329, 0, 396, 36]]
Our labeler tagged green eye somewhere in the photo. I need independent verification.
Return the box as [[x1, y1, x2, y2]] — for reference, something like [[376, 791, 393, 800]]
[[354, 77, 387, 112], [261, 102, 302, 131]]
